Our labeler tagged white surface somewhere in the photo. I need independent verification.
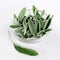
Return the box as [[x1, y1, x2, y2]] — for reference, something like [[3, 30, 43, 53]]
[[0, 0, 60, 60]]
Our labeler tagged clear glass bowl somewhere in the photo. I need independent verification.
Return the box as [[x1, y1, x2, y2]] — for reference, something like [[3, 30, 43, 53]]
[[8, 28, 47, 44]]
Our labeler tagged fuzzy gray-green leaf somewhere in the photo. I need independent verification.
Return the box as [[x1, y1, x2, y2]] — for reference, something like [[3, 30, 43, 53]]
[[14, 14, 17, 19], [18, 8, 26, 21], [41, 10, 45, 16], [39, 19, 43, 30], [10, 25, 19, 28], [13, 43, 38, 56], [32, 5, 40, 16], [46, 14, 50, 20], [36, 30, 45, 37], [45, 29, 52, 32], [23, 19, 27, 34], [28, 20, 35, 36], [44, 15, 53, 29], [35, 20, 38, 34], [32, 5, 36, 15], [16, 29, 24, 37]]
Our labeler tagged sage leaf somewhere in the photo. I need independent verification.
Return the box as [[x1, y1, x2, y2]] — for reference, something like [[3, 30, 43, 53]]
[[45, 29, 52, 32], [10, 25, 19, 28], [32, 5, 36, 15], [16, 29, 24, 37], [41, 10, 45, 16], [14, 14, 17, 19], [18, 8, 26, 21], [13, 19, 19, 26], [35, 20, 38, 34], [44, 15, 53, 29], [37, 30, 45, 37], [27, 31, 33, 38], [32, 5, 40, 16], [28, 20, 35, 36], [46, 14, 50, 20], [13, 43, 38, 56], [23, 19, 27, 35], [39, 19, 43, 30]]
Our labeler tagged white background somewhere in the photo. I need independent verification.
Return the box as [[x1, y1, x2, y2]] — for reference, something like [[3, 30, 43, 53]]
[[0, 0, 60, 60]]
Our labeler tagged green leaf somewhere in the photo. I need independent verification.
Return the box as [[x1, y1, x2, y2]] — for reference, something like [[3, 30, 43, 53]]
[[13, 43, 38, 56], [32, 5, 36, 15], [32, 5, 40, 16], [14, 14, 17, 19], [12, 19, 19, 26], [16, 29, 24, 38], [23, 19, 27, 34], [44, 15, 53, 29], [32, 5, 41, 21], [26, 31, 33, 38], [28, 20, 35, 36], [35, 20, 38, 34], [10, 25, 19, 28], [18, 8, 26, 21], [41, 10, 45, 16], [45, 29, 52, 32], [39, 20, 42, 31], [46, 14, 50, 20], [37, 30, 45, 37], [39, 19, 43, 30]]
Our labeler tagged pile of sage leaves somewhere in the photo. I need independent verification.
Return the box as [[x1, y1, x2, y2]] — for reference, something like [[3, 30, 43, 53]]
[[10, 5, 53, 56]]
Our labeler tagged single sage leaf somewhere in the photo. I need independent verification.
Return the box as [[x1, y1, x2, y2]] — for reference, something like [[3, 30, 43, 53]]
[[18, 8, 26, 21], [39, 19, 43, 30], [32, 5, 40, 16], [13, 43, 38, 56], [12, 19, 20, 26], [17, 27, 23, 30], [37, 30, 45, 37], [16, 29, 24, 37], [10, 25, 19, 28], [46, 14, 50, 20], [45, 16, 53, 29], [26, 31, 33, 38], [45, 29, 52, 32], [35, 20, 38, 34], [23, 19, 27, 35], [14, 14, 17, 19], [41, 10, 45, 16], [28, 20, 35, 36], [36, 10, 40, 16], [32, 5, 36, 15], [39, 20, 42, 31]]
